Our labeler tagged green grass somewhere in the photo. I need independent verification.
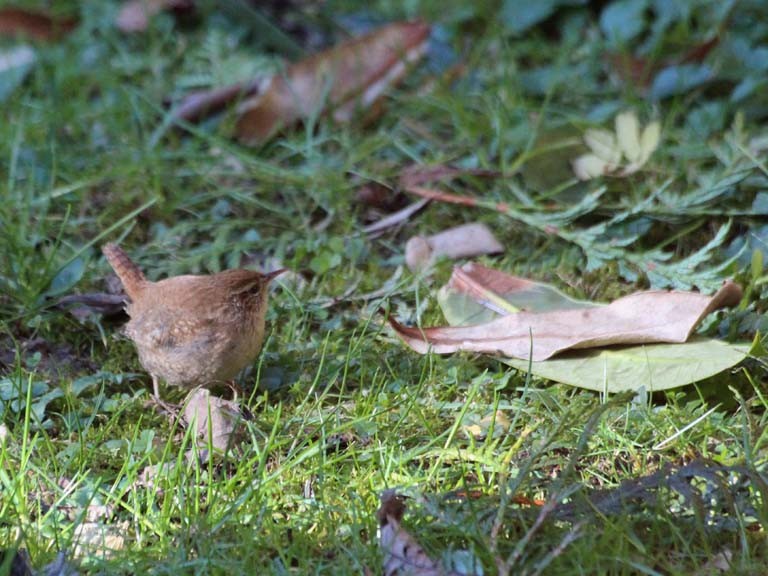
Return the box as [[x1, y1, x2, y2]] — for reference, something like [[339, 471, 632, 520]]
[[2, 0, 768, 573]]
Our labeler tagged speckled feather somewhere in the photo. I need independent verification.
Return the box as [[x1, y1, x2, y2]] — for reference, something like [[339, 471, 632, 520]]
[[102, 243, 281, 394]]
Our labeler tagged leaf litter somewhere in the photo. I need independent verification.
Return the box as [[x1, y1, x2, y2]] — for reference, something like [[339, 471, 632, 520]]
[[405, 223, 503, 272], [378, 491, 480, 576], [0, 7, 77, 41], [391, 262, 749, 390], [167, 20, 430, 142]]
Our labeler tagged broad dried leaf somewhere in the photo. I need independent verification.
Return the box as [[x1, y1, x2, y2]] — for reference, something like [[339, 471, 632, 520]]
[[440, 262, 596, 321], [0, 7, 76, 41], [405, 223, 503, 272], [431, 264, 749, 391], [182, 389, 245, 452], [390, 273, 742, 361], [364, 198, 430, 236], [73, 522, 126, 560], [236, 21, 430, 144], [615, 110, 641, 163], [172, 80, 261, 124], [378, 491, 446, 576], [695, 549, 733, 574], [55, 293, 126, 321]]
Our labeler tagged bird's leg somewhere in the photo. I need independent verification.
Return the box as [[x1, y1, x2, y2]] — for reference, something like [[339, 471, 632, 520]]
[[149, 375, 179, 417], [226, 380, 243, 403]]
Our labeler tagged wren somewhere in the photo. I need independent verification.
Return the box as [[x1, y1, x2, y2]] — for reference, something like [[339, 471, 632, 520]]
[[102, 243, 283, 399]]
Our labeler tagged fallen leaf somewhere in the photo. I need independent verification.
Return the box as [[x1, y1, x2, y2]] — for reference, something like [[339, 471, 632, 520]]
[[0, 8, 77, 41], [364, 198, 430, 236], [236, 21, 430, 144], [378, 491, 443, 576], [440, 262, 597, 320], [695, 548, 732, 574], [405, 223, 503, 272], [54, 293, 127, 321], [115, 0, 194, 33], [428, 263, 750, 391], [73, 522, 126, 560], [390, 266, 742, 362], [356, 182, 403, 211], [171, 79, 262, 124], [182, 388, 245, 452], [502, 339, 749, 392]]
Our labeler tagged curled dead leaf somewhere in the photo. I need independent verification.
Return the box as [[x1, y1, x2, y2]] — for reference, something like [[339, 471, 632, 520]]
[[0, 7, 77, 41], [182, 388, 245, 452], [405, 222, 503, 272], [236, 21, 430, 144], [55, 293, 127, 321], [390, 273, 742, 361], [378, 491, 443, 576], [73, 522, 126, 560], [172, 80, 262, 124], [365, 198, 431, 236]]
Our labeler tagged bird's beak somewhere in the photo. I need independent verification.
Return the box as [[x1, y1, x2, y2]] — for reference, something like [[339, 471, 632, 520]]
[[264, 268, 287, 283]]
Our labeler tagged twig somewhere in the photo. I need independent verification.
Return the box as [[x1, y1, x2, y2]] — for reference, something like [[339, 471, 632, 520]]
[[363, 198, 430, 236]]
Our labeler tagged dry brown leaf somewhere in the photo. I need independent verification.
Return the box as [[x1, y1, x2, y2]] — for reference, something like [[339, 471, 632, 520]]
[[115, 0, 194, 33], [55, 293, 126, 321], [236, 21, 430, 144], [364, 198, 430, 236], [445, 262, 595, 316], [378, 491, 444, 576], [73, 522, 126, 560], [171, 79, 262, 124], [694, 548, 732, 574], [182, 388, 245, 452], [390, 275, 742, 361], [0, 7, 77, 41], [405, 223, 503, 272]]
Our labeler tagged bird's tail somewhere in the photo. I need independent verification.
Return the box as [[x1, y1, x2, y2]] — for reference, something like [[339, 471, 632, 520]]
[[102, 243, 146, 299]]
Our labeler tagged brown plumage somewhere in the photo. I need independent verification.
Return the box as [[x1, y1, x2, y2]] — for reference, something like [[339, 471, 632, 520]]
[[102, 243, 283, 399]]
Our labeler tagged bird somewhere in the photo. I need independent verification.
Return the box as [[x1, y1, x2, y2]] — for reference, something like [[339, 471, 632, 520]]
[[102, 243, 284, 401]]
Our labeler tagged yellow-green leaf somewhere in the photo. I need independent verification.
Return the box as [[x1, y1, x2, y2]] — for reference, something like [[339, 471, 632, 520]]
[[616, 110, 642, 163], [584, 128, 622, 164]]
